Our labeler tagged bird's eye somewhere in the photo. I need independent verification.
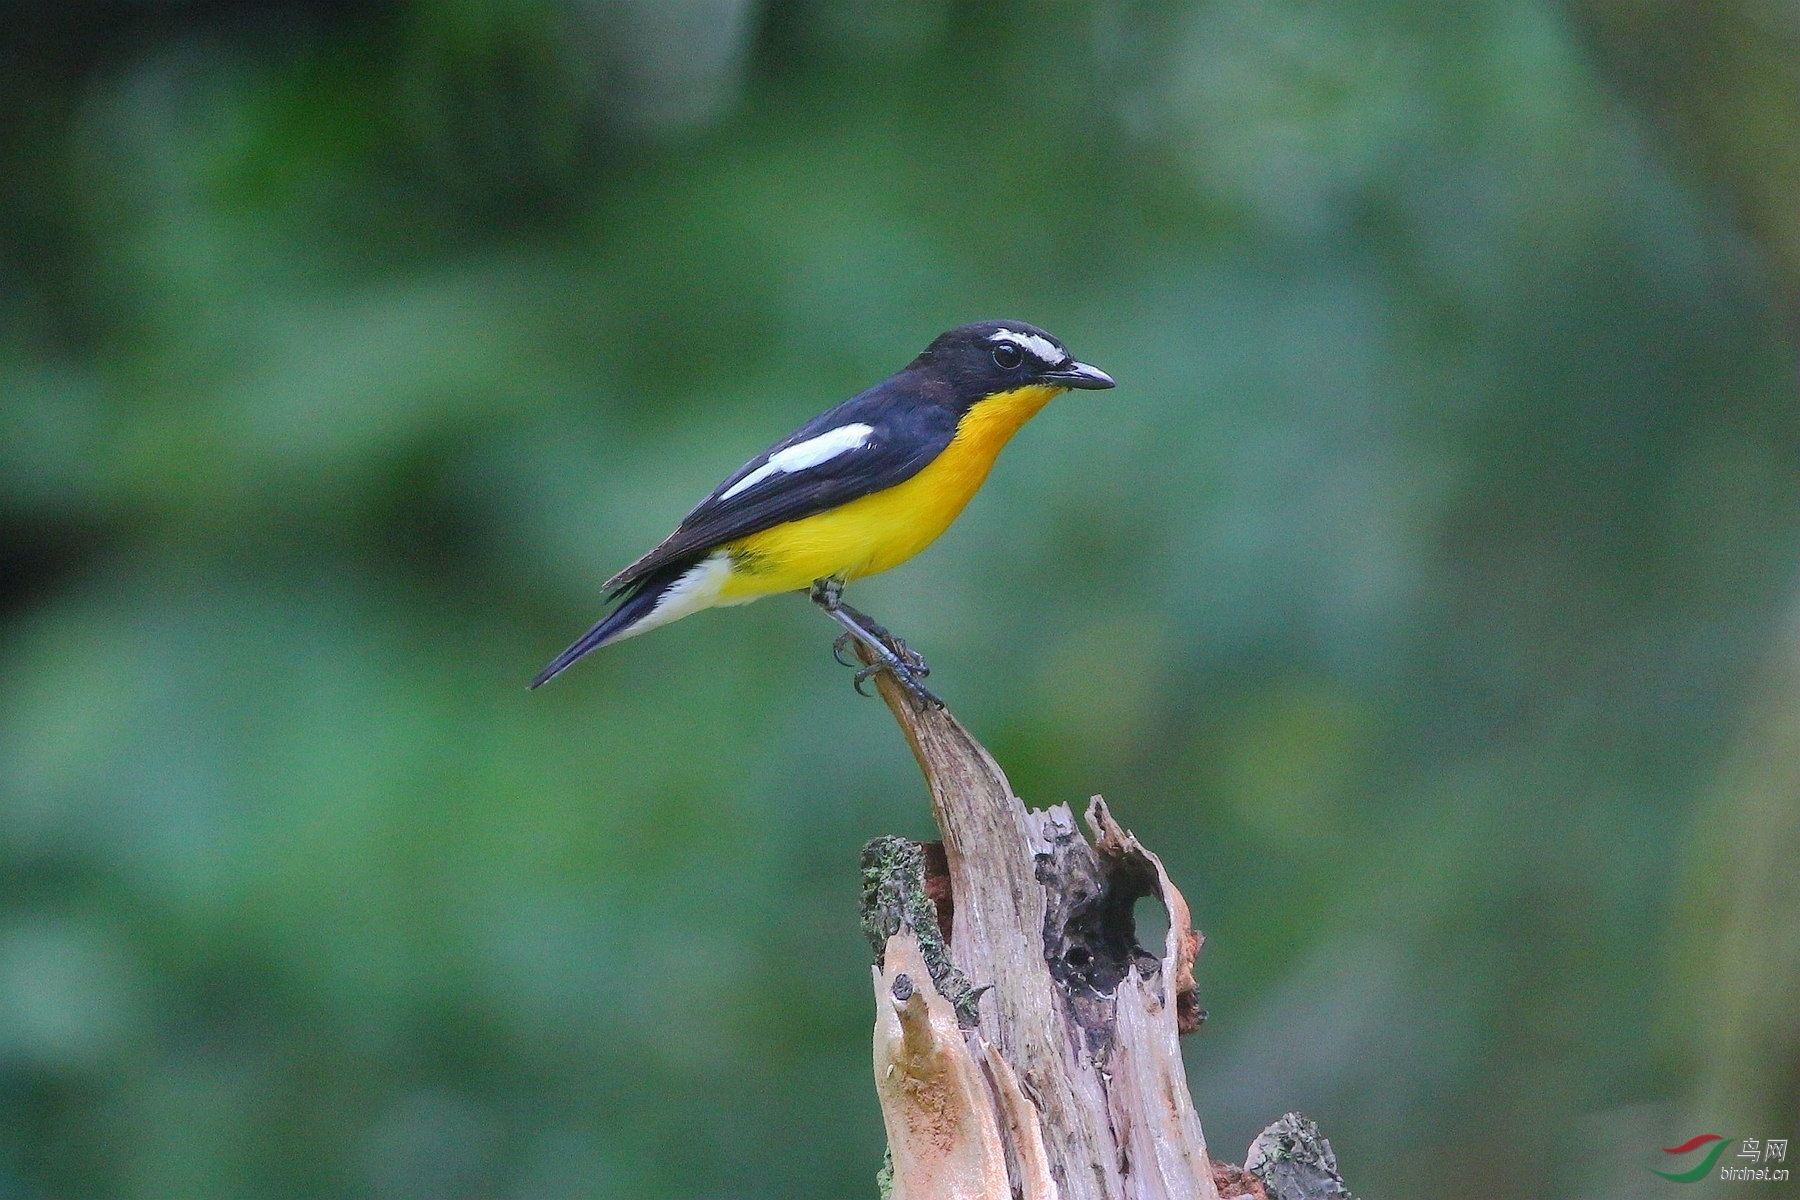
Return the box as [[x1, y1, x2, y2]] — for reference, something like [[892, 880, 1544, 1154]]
[[992, 342, 1024, 370]]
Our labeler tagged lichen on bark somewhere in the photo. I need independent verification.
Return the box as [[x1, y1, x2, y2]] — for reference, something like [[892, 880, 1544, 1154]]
[[860, 835, 980, 1028]]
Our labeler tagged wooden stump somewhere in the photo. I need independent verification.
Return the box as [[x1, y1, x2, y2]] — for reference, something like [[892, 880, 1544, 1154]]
[[852, 658, 1204, 1199], [853, 657, 1352, 1200]]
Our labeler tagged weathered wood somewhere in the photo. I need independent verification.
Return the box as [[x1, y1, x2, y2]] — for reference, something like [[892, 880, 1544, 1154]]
[[975, 1040, 1058, 1200], [863, 836, 981, 1027], [859, 659, 1222, 1200], [1244, 1113, 1351, 1200], [862, 835, 1057, 1200], [873, 932, 1012, 1200], [1085, 797, 1214, 1194], [851, 649, 1359, 1199]]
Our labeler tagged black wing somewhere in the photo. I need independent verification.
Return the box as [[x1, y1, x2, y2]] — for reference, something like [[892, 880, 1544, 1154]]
[[603, 380, 957, 594]]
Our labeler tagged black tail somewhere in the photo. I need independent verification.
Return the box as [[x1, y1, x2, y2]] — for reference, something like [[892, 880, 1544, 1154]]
[[528, 564, 688, 689]]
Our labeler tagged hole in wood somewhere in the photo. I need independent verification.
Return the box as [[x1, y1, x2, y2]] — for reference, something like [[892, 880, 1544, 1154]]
[[1132, 893, 1170, 956]]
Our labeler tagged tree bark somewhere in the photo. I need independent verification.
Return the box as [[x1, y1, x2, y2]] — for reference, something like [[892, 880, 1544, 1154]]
[[856, 658, 1227, 1200], [854, 659, 1357, 1200]]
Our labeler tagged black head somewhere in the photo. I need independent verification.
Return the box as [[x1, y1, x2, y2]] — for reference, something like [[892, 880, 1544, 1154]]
[[909, 320, 1115, 403]]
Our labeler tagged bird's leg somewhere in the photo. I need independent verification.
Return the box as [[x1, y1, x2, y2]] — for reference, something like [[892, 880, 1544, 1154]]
[[835, 601, 928, 674], [823, 598, 931, 687], [808, 579, 942, 710]]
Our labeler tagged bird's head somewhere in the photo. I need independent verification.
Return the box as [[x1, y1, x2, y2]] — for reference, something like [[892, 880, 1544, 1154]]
[[911, 321, 1115, 404]]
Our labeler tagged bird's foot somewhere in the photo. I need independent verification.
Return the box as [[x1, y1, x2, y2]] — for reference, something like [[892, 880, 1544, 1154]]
[[833, 634, 940, 708], [812, 580, 942, 710], [831, 644, 943, 708], [832, 629, 928, 676], [836, 603, 930, 671], [868, 657, 944, 711]]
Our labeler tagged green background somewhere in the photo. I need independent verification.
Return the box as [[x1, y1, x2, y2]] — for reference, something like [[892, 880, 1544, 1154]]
[[1, 1, 1794, 1197]]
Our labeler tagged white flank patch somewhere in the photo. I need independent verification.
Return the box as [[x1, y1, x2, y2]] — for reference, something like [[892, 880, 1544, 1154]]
[[989, 328, 1065, 367], [718, 422, 875, 501], [612, 552, 734, 643]]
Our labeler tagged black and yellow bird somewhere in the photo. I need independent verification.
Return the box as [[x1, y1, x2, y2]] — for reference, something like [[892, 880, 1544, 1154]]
[[530, 320, 1114, 704]]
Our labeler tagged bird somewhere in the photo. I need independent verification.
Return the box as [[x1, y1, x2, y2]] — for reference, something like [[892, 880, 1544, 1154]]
[[530, 320, 1115, 705]]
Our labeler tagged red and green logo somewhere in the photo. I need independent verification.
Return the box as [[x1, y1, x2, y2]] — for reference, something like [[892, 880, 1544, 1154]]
[[1653, 1134, 1732, 1182]]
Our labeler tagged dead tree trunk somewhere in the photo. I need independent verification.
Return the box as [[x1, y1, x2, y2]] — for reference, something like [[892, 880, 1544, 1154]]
[[855, 659, 1351, 1200]]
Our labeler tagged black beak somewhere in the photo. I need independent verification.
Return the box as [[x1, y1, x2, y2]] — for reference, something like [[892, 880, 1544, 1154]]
[[1043, 360, 1115, 390]]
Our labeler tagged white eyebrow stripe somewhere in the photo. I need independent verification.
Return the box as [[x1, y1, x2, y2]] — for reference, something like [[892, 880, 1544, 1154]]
[[719, 422, 875, 501], [989, 328, 1065, 366]]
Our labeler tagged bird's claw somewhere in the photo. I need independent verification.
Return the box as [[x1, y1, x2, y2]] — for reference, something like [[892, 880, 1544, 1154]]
[[833, 635, 942, 709], [833, 633, 860, 669], [818, 591, 942, 709]]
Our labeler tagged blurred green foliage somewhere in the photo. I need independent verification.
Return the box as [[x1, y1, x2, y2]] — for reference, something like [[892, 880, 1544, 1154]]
[[0, 1, 1794, 1197]]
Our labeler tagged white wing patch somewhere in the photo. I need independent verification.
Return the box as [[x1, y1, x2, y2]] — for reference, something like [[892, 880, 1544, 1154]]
[[989, 328, 1065, 367], [718, 422, 875, 501]]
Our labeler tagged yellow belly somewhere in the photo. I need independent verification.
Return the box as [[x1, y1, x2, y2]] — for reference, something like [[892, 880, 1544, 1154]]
[[715, 384, 1061, 600]]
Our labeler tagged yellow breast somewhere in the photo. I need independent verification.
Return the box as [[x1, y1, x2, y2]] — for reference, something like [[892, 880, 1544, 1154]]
[[716, 384, 1062, 599]]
